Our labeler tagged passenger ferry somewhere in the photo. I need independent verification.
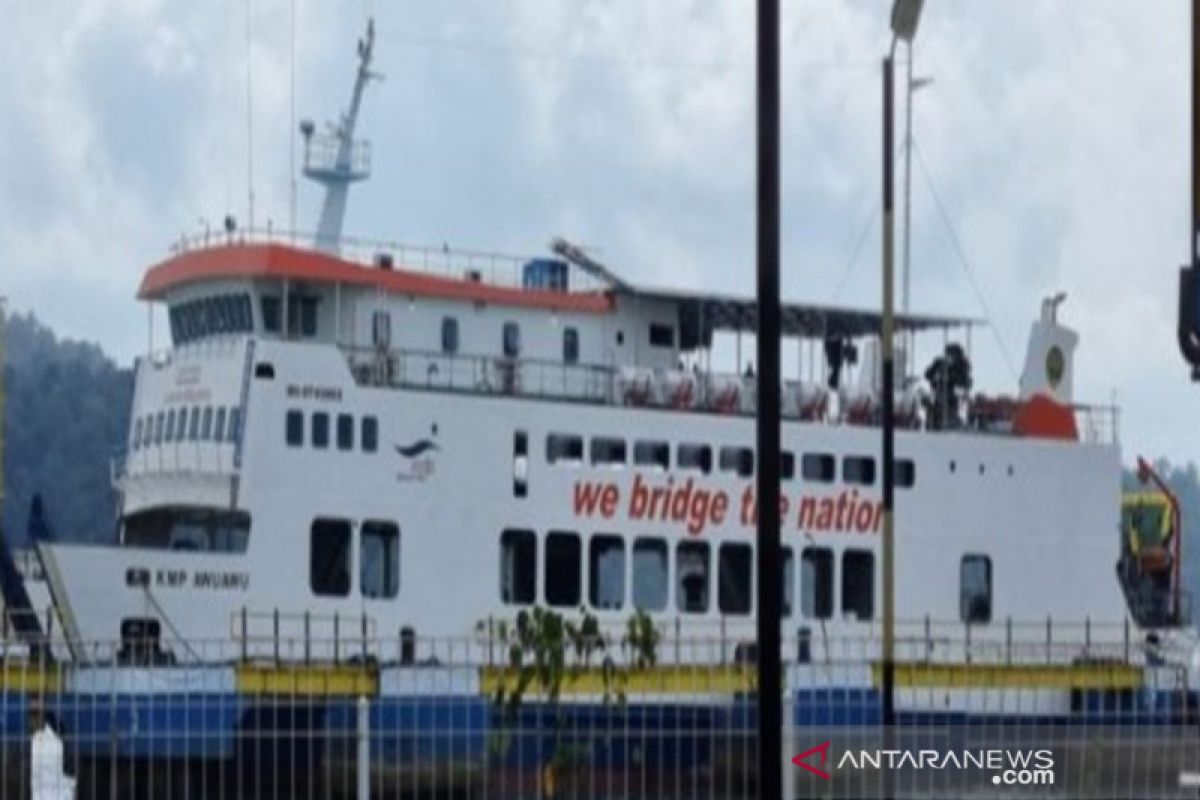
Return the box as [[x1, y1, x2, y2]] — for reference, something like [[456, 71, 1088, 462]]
[[14, 20, 1195, 678]]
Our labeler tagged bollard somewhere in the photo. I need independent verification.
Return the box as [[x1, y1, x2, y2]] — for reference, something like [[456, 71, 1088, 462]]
[[357, 695, 370, 800]]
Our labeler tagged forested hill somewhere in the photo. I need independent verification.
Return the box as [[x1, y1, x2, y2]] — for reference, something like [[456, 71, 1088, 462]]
[[2, 311, 132, 544]]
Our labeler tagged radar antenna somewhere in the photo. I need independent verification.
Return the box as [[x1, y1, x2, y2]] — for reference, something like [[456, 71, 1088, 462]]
[[301, 17, 382, 254]]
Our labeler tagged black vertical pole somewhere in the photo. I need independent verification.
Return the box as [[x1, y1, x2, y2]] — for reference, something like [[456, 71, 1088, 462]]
[[755, 0, 782, 798], [1193, 0, 1200, 267], [881, 53, 897, 730]]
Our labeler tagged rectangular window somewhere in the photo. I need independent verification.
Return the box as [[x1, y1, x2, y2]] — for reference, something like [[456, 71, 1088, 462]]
[[154, 411, 164, 444], [676, 541, 710, 614], [842, 549, 874, 621], [960, 555, 992, 624], [310, 519, 352, 597], [563, 327, 579, 364], [502, 321, 521, 358], [188, 406, 201, 441], [590, 437, 626, 466], [801, 547, 833, 619], [132, 418, 143, 451], [633, 440, 670, 470], [513, 430, 528, 498], [165, 409, 176, 443], [261, 296, 281, 333], [718, 543, 753, 615], [546, 434, 584, 464], [896, 459, 916, 489], [677, 444, 712, 474], [201, 406, 214, 440], [441, 317, 459, 354], [545, 531, 582, 607], [719, 446, 754, 478], [227, 407, 242, 443], [214, 407, 227, 442], [648, 323, 675, 348], [801, 453, 835, 482], [843, 456, 876, 486], [632, 538, 668, 611], [337, 414, 354, 451], [589, 535, 625, 610], [286, 410, 304, 447], [312, 412, 330, 449], [361, 521, 400, 599], [175, 408, 188, 442], [371, 310, 391, 348], [362, 416, 379, 452], [500, 529, 537, 605], [141, 415, 153, 448], [781, 451, 795, 480], [782, 547, 794, 617], [300, 296, 319, 337]]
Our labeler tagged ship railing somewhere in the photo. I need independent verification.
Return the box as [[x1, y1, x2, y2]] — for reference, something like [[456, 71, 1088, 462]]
[[1072, 401, 1120, 444], [231, 609, 379, 665], [111, 439, 239, 486]]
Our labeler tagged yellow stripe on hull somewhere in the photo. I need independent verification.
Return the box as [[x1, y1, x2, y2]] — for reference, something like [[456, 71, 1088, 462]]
[[236, 662, 378, 697], [0, 662, 62, 694], [873, 662, 1142, 690], [481, 665, 756, 697]]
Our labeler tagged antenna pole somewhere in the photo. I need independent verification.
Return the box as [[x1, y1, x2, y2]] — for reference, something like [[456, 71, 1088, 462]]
[[289, 0, 297, 240], [244, 0, 255, 231]]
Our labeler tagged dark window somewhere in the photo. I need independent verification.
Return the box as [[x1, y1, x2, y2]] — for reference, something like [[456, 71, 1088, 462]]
[[502, 322, 521, 357], [361, 521, 400, 599], [141, 415, 152, 448], [310, 519, 352, 597], [164, 409, 176, 443], [960, 555, 992, 623], [545, 531, 582, 607], [590, 437, 626, 466], [633, 440, 670, 470], [842, 550, 874, 621], [261, 296, 281, 333], [677, 444, 712, 474], [589, 535, 625, 610], [153, 412, 164, 444], [719, 446, 754, 477], [312, 412, 329, 449], [299, 297, 319, 337], [441, 317, 459, 354], [801, 453, 835, 482], [201, 406, 214, 440], [781, 451, 795, 480], [337, 414, 354, 451], [563, 327, 579, 364], [228, 407, 242, 442], [362, 416, 379, 452], [174, 408, 188, 442], [500, 529, 536, 605], [718, 543, 753, 615], [122, 507, 251, 552], [254, 362, 275, 379], [801, 547, 833, 619], [286, 410, 304, 447], [513, 430, 528, 498], [372, 311, 391, 348], [782, 547, 794, 617], [676, 541, 710, 613], [632, 538, 668, 611], [546, 434, 584, 464], [132, 418, 143, 451], [896, 459, 916, 488], [843, 456, 876, 486], [214, 408, 227, 442], [188, 406, 201, 441], [649, 323, 675, 348]]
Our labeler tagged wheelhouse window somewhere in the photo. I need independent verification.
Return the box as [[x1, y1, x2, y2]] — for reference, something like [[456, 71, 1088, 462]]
[[677, 444, 712, 474], [361, 521, 400, 599], [502, 322, 521, 357], [589, 535, 625, 610], [261, 296, 281, 333], [546, 434, 584, 464], [633, 440, 670, 470], [544, 531, 582, 607], [122, 508, 251, 553], [500, 529, 537, 605], [843, 456, 876, 486], [286, 410, 304, 447], [590, 437, 627, 466], [337, 414, 354, 451], [649, 323, 675, 348], [170, 293, 255, 345], [294, 296, 319, 338], [312, 412, 330, 449], [801, 547, 833, 619], [362, 416, 379, 452], [719, 446, 754, 478], [960, 555, 992, 623], [371, 311, 391, 348], [718, 543, 753, 615], [842, 549, 874, 621], [563, 327, 579, 364], [441, 317, 459, 354], [676, 541, 710, 614], [801, 453, 835, 482], [310, 518, 351, 597], [632, 538, 668, 611]]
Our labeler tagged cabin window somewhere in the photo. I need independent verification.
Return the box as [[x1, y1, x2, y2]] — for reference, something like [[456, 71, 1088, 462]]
[[122, 508, 250, 553], [286, 410, 304, 447], [589, 535, 625, 610], [782, 547, 795, 617], [563, 327, 579, 364], [174, 408, 187, 441], [228, 407, 242, 443], [132, 419, 143, 451], [261, 296, 281, 333], [590, 437, 627, 466], [633, 440, 670, 470], [545, 531, 582, 607], [361, 521, 400, 599], [649, 323, 674, 348], [371, 311, 391, 348], [719, 446, 754, 478], [843, 456, 876, 486], [170, 293, 256, 344], [362, 416, 379, 453], [801, 453, 835, 482], [310, 519, 352, 597], [960, 554, 992, 624], [842, 549, 874, 621], [801, 547, 833, 619], [676, 541, 710, 614], [441, 317, 459, 354], [312, 412, 330, 449], [153, 412, 165, 445], [337, 414, 354, 451], [164, 409, 176, 443], [781, 451, 796, 480], [632, 538, 668, 611], [140, 415, 152, 448], [254, 362, 275, 379], [546, 434, 584, 464], [718, 543, 753, 615], [896, 459, 916, 488], [201, 406, 214, 440], [293, 296, 318, 338], [502, 322, 521, 357], [500, 529, 537, 605], [214, 408, 227, 442], [188, 406, 201, 441], [677, 444, 712, 474], [513, 431, 528, 498]]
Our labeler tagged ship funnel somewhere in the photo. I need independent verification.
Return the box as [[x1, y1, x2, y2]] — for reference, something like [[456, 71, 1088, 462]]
[[1019, 293, 1077, 404]]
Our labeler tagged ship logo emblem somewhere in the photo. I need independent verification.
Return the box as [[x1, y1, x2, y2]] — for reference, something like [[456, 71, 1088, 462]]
[[394, 427, 439, 482], [395, 439, 439, 458]]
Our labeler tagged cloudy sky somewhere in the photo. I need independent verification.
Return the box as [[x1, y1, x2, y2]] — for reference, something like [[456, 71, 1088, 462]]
[[0, 0, 1193, 464]]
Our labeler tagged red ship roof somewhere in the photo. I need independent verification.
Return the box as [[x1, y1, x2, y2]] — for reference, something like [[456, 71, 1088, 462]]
[[138, 243, 616, 314]]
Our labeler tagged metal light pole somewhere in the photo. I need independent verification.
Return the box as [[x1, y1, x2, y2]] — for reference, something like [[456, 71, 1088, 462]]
[[901, 52, 932, 317], [754, 0, 783, 798]]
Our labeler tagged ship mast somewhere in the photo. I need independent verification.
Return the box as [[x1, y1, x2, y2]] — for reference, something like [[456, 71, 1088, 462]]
[[302, 18, 379, 254]]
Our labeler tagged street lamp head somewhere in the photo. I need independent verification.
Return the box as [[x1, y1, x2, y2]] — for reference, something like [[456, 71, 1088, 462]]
[[890, 0, 925, 43]]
